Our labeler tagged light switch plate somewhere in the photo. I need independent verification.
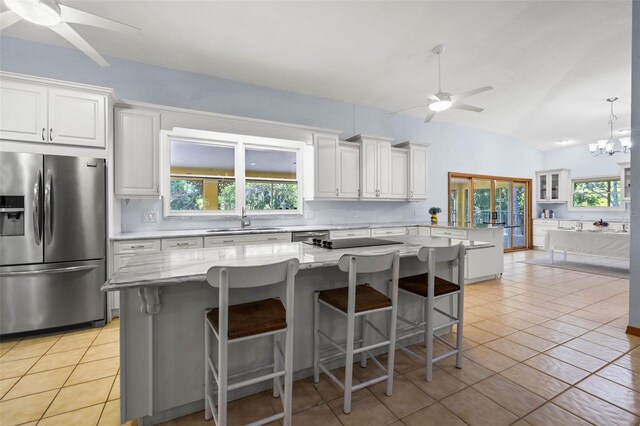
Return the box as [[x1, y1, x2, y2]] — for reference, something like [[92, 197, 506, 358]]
[[143, 211, 158, 223]]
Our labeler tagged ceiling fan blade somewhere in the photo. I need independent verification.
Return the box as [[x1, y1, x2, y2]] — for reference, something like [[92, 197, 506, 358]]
[[50, 22, 109, 66], [424, 111, 436, 123], [60, 5, 141, 36], [450, 86, 493, 102], [0, 10, 22, 30], [451, 103, 484, 113], [392, 104, 429, 114]]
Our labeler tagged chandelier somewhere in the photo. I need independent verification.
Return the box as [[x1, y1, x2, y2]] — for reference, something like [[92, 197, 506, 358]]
[[589, 97, 631, 156]]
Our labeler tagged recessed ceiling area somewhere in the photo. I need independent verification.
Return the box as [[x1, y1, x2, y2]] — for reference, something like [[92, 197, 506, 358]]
[[1, 1, 632, 151]]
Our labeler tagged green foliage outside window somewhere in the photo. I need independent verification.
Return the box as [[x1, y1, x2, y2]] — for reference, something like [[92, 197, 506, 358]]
[[170, 179, 204, 210], [246, 182, 297, 210], [217, 180, 236, 210], [573, 179, 620, 207]]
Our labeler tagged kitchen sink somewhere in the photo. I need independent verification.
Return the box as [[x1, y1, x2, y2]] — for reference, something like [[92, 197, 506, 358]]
[[206, 227, 282, 232]]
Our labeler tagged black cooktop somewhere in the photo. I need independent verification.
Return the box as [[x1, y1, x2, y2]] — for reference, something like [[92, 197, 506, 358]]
[[303, 237, 402, 249]]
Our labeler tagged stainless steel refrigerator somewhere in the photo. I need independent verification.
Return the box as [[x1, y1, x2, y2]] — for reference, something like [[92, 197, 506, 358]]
[[0, 152, 106, 335]]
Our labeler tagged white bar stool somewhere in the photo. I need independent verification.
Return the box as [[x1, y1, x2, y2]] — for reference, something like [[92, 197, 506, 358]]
[[396, 244, 465, 382], [204, 258, 299, 426], [313, 251, 399, 414]]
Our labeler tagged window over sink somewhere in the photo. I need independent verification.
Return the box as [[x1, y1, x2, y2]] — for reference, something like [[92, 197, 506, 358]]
[[570, 177, 624, 211], [162, 128, 303, 217]]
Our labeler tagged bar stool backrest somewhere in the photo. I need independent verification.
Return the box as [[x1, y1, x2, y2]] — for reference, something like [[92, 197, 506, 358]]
[[206, 259, 300, 289], [337, 252, 399, 274], [416, 243, 465, 284]]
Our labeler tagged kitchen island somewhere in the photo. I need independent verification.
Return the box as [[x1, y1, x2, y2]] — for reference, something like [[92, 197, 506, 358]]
[[104, 236, 494, 425]]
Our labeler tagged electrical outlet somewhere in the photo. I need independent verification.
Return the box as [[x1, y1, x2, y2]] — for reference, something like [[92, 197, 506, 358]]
[[353, 211, 358, 218], [143, 211, 158, 223], [305, 210, 314, 219]]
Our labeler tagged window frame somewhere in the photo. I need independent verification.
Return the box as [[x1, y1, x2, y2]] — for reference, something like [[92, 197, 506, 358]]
[[161, 128, 304, 217], [568, 175, 625, 212]]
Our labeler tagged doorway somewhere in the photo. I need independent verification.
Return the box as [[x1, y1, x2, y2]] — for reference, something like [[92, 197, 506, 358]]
[[448, 172, 532, 252]]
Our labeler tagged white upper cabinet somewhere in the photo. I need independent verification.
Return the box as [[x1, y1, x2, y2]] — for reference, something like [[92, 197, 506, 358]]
[[395, 142, 428, 200], [536, 169, 570, 203], [48, 88, 106, 147], [0, 74, 109, 148], [338, 142, 360, 198], [0, 80, 48, 143], [389, 148, 408, 199], [115, 107, 161, 198], [314, 133, 340, 198], [347, 134, 395, 199]]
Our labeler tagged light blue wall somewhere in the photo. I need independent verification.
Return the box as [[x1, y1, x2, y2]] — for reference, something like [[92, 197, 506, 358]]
[[1, 36, 544, 232], [540, 144, 631, 221]]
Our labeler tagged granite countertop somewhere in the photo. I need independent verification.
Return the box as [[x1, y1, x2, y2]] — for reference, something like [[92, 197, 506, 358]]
[[110, 221, 505, 241], [110, 222, 430, 241], [103, 235, 493, 291], [428, 222, 507, 230]]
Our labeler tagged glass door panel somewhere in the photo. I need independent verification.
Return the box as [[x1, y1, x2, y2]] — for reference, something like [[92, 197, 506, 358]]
[[495, 180, 512, 249], [539, 174, 547, 200], [473, 179, 492, 226], [512, 182, 527, 249], [450, 177, 471, 225], [550, 173, 559, 200]]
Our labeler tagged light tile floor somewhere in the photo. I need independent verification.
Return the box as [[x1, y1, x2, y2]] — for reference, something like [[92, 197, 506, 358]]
[[1, 250, 638, 425]]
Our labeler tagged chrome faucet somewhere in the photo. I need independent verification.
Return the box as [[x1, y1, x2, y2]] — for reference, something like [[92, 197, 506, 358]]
[[241, 206, 251, 229]]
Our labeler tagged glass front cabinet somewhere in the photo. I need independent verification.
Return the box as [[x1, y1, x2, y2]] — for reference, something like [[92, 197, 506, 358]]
[[619, 162, 631, 201], [536, 169, 570, 203]]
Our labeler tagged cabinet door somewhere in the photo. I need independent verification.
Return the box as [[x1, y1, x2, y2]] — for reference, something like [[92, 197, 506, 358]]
[[48, 88, 106, 147], [314, 134, 339, 198], [550, 173, 560, 200], [623, 166, 631, 200], [0, 80, 48, 143], [389, 149, 408, 199], [377, 141, 391, 198], [360, 139, 378, 198], [538, 174, 548, 201], [338, 144, 360, 198], [409, 145, 427, 200], [115, 108, 161, 197]]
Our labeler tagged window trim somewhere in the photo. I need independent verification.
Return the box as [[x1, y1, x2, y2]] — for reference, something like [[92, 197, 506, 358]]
[[161, 128, 304, 217], [568, 175, 625, 212]]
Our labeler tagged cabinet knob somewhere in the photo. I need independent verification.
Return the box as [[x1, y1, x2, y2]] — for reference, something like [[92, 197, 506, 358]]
[[410, 190, 413, 198], [336, 188, 339, 196]]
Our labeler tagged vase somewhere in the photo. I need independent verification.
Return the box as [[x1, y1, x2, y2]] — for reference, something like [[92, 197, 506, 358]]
[[431, 214, 438, 224]]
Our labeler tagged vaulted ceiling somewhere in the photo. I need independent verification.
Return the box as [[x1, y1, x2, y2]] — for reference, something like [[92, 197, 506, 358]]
[[1, 0, 632, 151]]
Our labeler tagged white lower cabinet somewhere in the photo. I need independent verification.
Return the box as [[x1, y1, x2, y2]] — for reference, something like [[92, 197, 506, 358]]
[[417, 227, 430, 236], [533, 219, 558, 249], [430, 227, 468, 239]]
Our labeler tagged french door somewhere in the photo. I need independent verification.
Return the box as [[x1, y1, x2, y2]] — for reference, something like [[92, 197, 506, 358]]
[[448, 173, 532, 252]]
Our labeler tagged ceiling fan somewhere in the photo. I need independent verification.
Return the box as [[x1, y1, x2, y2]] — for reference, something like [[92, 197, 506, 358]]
[[0, 0, 141, 66], [396, 44, 493, 123]]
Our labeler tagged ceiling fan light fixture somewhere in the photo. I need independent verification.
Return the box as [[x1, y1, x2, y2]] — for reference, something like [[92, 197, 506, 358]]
[[4, 0, 61, 26], [428, 99, 452, 112], [620, 137, 632, 148], [588, 143, 598, 153], [596, 139, 608, 150]]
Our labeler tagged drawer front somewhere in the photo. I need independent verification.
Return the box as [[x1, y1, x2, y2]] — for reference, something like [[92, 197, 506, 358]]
[[113, 239, 161, 255], [430, 228, 468, 239], [371, 227, 407, 237], [161, 237, 204, 251], [533, 235, 546, 247], [406, 226, 419, 236], [534, 219, 558, 226], [330, 229, 371, 240], [417, 227, 430, 236], [204, 233, 291, 247]]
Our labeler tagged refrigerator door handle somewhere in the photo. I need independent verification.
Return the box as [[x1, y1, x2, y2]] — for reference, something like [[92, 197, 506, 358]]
[[33, 169, 42, 245], [0, 265, 97, 277], [44, 170, 52, 244]]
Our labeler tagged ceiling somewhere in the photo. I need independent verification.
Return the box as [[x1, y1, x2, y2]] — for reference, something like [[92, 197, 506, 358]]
[[1, 1, 632, 151]]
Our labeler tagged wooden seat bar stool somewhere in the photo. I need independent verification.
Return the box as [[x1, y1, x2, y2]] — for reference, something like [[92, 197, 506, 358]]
[[204, 258, 299, 426], [313, 251, 400, 414], [396, 244, 465, 382]]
